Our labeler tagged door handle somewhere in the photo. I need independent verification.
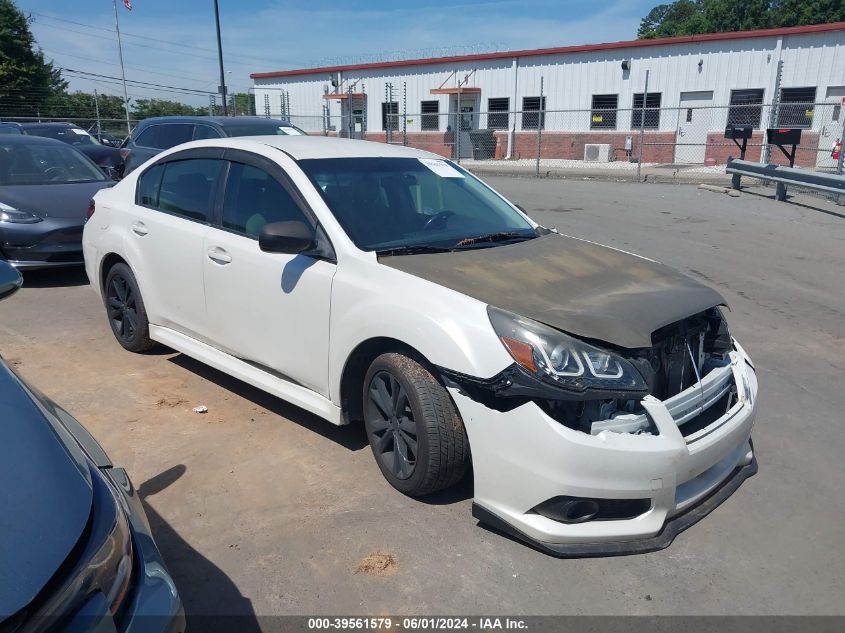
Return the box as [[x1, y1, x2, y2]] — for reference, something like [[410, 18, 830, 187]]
[[131, 221, 148, 236], [207, 247, 232, 265]]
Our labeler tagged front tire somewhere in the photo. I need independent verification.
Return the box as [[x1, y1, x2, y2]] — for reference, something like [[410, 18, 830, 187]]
[[104, 262, 156, 353], [363, 352, 469, 496]]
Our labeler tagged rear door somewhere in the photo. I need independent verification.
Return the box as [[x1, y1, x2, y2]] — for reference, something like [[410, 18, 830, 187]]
[[125, 148, 224, 341], [202, 149, 336, 397]]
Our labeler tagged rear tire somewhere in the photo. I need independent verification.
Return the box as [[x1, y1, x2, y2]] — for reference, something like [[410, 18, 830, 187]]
[[363, 352, 469, 496], [103, 262, 156, 353]]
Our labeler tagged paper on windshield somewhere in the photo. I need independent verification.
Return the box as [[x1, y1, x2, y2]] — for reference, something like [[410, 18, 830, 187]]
[[279, 126, 303, 135], [70, 128, 90, 135], [418, 158, 464, 178]]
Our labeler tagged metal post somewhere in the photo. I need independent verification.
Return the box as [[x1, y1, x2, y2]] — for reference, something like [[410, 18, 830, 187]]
[[535, 76, 544, 178], [762, 59, 783, 165], [637, 69, 649, 183], [209, 95, 214, 117], [213, 0, 228, 116], [402, 81, 407, 146], [93, 89, 102, 142], [455, 78, 461, 163], [111, 0, 131, 134], [837, 117, 845, 205]]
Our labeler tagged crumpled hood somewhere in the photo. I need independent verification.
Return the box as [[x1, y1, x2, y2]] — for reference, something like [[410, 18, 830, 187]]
[[380, 232, 726, 349], [0, 360, 92, 619], [0, 181, 113, 219]]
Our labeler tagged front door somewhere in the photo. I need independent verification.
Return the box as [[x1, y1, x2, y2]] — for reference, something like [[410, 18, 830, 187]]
[[451, 95, 477, 159], [675, 91, 714, 163], [816, 86, 844, 169], [202, 154, 336, 397]]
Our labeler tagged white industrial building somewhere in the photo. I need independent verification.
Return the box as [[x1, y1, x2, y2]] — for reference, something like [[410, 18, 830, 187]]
[[251, 22, 845, 166]]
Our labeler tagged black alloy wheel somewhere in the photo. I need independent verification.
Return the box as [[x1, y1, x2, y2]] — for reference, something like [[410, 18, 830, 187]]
[[365, 370, 418, 480]]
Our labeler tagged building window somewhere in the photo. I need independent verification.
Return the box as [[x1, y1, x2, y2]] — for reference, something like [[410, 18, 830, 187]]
[[727, 89, 764, 128], [488, 98, 509, 130], [522, 96, 546, 130], [632, 92, 661, 129], [777, 87, 816, 129], [420, 101, 439, 131], [382, 101, 399, 131], [590, 94, 618, 129]]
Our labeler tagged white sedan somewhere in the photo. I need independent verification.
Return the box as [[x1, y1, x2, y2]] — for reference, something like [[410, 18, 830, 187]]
[[83, 136, 758, 556]]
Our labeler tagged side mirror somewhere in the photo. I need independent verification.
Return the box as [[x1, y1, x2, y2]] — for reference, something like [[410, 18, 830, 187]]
[[258, 220, 316, 254], [0, 261, 23, 301]]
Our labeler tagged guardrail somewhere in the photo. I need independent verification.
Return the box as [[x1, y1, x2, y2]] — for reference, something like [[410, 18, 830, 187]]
[[725, 157, 845, 202]]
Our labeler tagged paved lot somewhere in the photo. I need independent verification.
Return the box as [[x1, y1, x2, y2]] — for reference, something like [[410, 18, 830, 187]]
[[1, 179, 843, 620]]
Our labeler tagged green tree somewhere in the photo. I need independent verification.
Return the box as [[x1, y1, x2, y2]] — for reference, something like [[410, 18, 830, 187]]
[[0, 0, 65, 117], [131, 98, 206, 119], [771, 0, 845, 27], [638, 0, 845, 38]]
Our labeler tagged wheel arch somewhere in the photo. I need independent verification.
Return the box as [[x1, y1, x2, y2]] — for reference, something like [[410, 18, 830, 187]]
[[339, 337, 436, 425], [99, 252, 130, 294]]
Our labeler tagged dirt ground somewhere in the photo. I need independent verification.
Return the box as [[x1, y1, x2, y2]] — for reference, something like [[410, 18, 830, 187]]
[[1, 179, 843, 622]]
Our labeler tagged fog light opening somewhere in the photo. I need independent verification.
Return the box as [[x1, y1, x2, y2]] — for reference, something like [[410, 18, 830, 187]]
[[558, 499, 600, 523]]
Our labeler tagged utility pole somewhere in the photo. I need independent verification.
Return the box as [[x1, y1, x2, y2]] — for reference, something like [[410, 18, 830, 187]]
[[637, 69, 649, 183], [93, 89, 102, 141], [112, 0, 132, 134], [213, 0, 228, 116]]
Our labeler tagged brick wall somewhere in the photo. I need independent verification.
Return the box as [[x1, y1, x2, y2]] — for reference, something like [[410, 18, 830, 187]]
[[498, 131, 677, 163], [352, 128, 823, 166], [364, 132, 452, 158], [705, 131, 820, 167]]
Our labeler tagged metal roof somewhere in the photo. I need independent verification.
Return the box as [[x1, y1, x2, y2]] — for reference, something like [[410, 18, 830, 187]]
[[251, 22, 845, 80]]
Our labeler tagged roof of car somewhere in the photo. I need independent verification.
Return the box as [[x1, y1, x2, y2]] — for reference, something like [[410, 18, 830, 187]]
[[139, 116, 293, 126], [19, 122, 80, 129], [0, 134, 70, 146], [193, 135, 440, 160]]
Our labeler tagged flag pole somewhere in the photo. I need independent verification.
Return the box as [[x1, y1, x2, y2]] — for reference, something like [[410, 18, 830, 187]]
[[112, 0, 132, 134], [213, 0, 228, 116]]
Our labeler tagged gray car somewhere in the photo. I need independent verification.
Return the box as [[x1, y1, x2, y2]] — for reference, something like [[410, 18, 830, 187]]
[[0, 135, 114, 269], [120, 116, 307, 175], [0, 261, 184, 632]]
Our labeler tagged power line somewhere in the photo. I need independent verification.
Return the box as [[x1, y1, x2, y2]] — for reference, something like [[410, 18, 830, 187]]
[[41, 49, 217, 85], [29, 11, 301, 68], [59, 68, 216, 94]]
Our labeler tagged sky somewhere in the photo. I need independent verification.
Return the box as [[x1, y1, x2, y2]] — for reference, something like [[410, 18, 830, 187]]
[[19, 0, 656, 106]]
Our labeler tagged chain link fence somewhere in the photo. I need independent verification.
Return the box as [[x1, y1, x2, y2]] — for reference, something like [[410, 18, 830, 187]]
[[282, 100, 844, 180]]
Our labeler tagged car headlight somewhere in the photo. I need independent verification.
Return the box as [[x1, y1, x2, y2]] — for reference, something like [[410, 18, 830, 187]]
[[0, 203, 42, 224], [487, 306, 647, 395], [87, 467, 134, 617]]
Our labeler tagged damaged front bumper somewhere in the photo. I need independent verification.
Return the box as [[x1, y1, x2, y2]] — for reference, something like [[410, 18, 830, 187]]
[[447, 341, 758, 556]]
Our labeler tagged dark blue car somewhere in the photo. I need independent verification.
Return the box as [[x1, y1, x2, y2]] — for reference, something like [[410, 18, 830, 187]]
[[0, 135, 114, 269], [0, 262, 184, 631]]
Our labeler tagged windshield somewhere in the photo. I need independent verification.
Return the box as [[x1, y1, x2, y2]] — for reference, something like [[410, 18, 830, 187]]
[[224, 123, 307, 137], [0, 125, 22, 135], [0, 143, 107, 185], [299, 157, 536, 251], [26, 127, 98, 146]]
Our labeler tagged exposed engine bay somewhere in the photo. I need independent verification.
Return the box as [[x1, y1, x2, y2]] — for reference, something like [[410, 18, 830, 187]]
[[539, 308, 735, 435]]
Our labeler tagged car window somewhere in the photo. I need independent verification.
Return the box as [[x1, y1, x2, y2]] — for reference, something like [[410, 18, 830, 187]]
[[299, 157, 534, 250], [134, 124, 193, 150], [136, 163, 165, 206], [133, 126, 159, 148], [26, 127, 97, 146], [221, 162, 308, 237], [156, 159, 223, 222], [193, 124, 222, 140], [0, 142, 106, 185], [222, 123, 308, 137]]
